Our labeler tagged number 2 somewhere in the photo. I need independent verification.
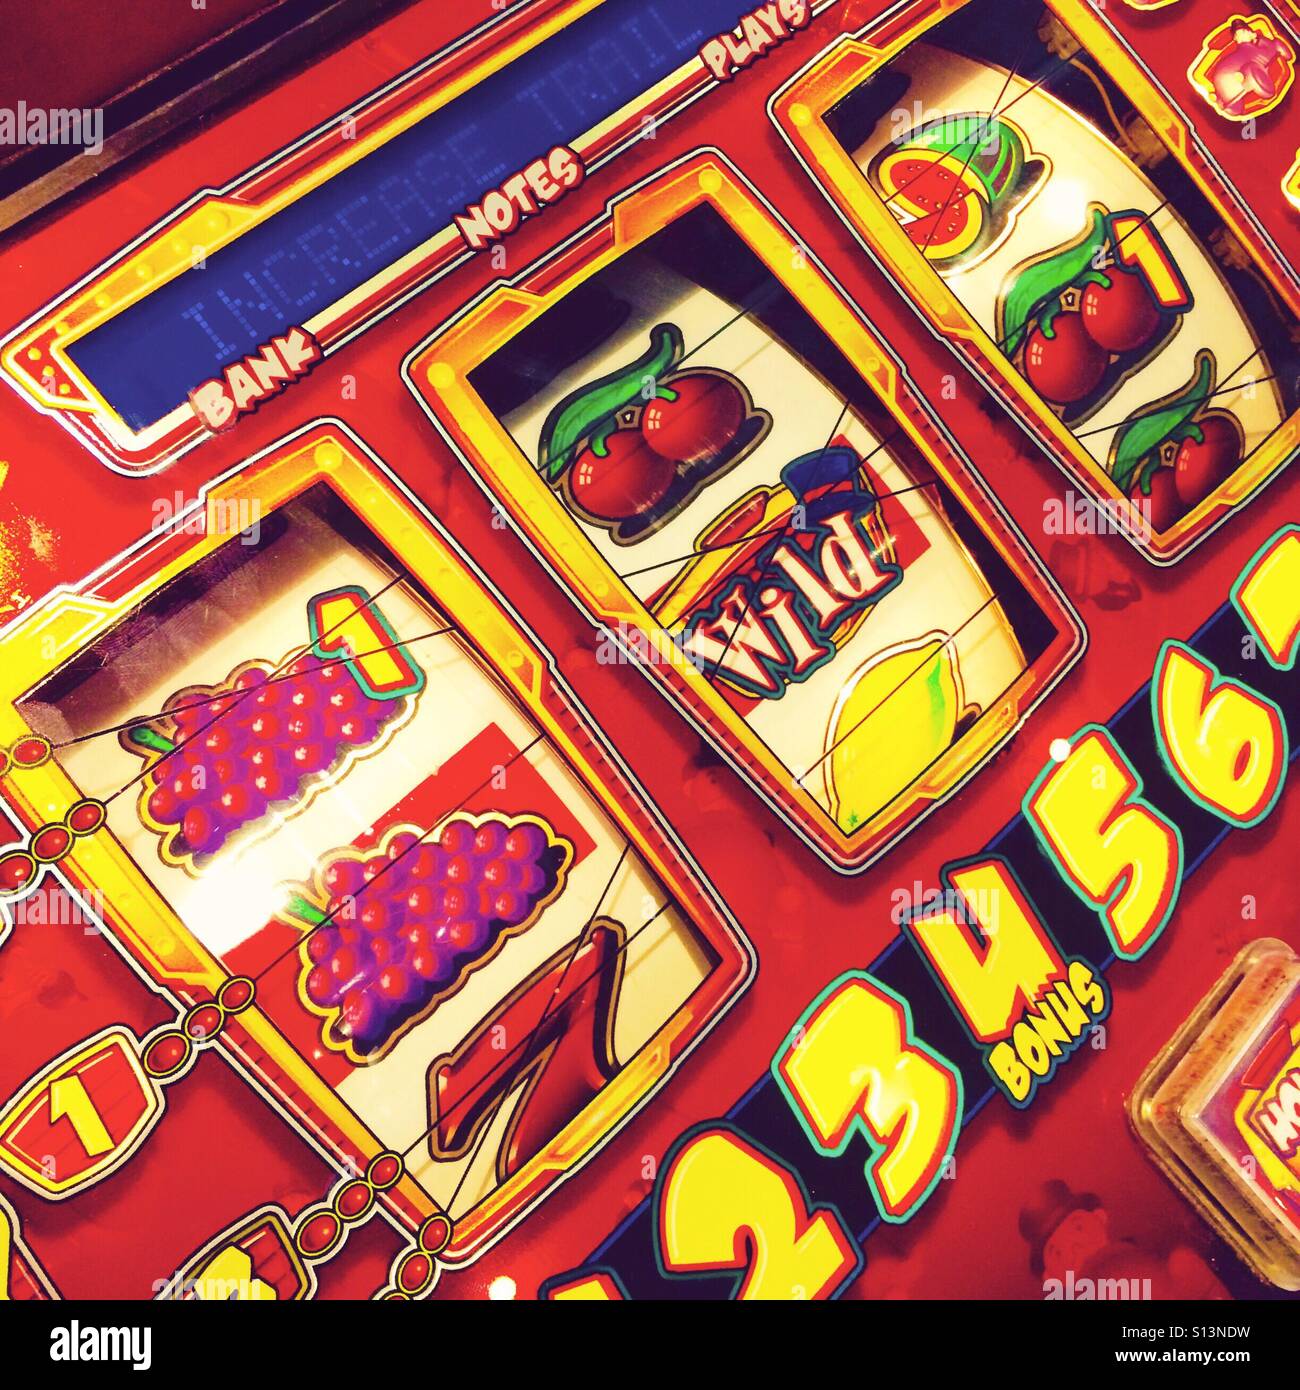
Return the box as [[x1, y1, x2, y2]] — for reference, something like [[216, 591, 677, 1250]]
[[656, 1125, 861, 1299]]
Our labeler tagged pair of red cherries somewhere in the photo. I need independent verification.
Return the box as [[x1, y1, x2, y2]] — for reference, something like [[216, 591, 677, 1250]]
[[567, 374, 747, 522], [1024, 272, 1241, 524]]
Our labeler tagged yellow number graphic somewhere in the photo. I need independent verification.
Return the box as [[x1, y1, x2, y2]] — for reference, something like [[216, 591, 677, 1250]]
[[909, 859, 1065, 1042], [1153, 642, 1287, 828], [48, 1076, 112, 1158], [547, 1273, 624, 1300], [1233, 526, 1300, 671], [1024, 727, 1182, 961], [193, 1246, 276, 1300], [658, 1126, 858, 1299], [1112, 215, 1191, 310], [776, 974, 960, 1220], [308, 586, 423, 699]]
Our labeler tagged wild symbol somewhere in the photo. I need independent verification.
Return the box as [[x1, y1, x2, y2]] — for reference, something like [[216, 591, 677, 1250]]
[[679, 447, 901, 700]]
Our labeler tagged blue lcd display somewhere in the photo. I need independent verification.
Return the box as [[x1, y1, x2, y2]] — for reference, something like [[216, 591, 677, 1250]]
[[65, 0, 766, 431]]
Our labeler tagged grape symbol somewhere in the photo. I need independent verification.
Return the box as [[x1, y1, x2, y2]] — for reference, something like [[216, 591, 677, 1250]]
[[125, 653, 413, 869], [286, 814, 572, 1061]]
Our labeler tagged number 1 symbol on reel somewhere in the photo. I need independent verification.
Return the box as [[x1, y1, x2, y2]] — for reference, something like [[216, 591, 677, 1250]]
[[307, 585, 426, 701], [0, 1026, 164, 1199]]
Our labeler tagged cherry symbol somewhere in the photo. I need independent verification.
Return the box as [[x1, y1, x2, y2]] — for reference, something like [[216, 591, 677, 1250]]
[[1130, 468, 1181, 533], [1024, 313, 1109, 405], [568, 429, 676, 523], [1080, 270, 1162, 355], [1173, 411, 1243, 509], [641, 374, 746, 467]]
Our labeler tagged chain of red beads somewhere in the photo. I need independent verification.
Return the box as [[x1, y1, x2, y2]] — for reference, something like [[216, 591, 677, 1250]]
[[290, 1151, 416, 1270], [0, 732, 106, 899], [141, 976, 257, 1082], [1, 733, 458, 1292], [0, 734, 53, 777], [374, 1212, 455, 1299]]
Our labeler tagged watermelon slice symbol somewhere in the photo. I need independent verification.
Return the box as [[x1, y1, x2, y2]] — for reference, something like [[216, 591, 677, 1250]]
[[877, 150, 987, 260], [870, 113, 1047, 269]]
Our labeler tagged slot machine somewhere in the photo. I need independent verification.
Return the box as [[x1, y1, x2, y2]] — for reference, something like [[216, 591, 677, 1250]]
[[0, 0, 1298, 1307]]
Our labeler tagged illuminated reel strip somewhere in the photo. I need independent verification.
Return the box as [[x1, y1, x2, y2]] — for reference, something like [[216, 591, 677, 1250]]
[[768, 0, 1300, 562], [543, 526, 1300, 1298], [0, 422, 753, 1269], [0, 575, 419, 906], [0, 982, 253, 1200], [0, 0, 834, 472], [407, 149, 1084, 873]]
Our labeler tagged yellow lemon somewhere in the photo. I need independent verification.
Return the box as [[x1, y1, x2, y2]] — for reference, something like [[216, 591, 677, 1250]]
[[826, 638, 963, 833]]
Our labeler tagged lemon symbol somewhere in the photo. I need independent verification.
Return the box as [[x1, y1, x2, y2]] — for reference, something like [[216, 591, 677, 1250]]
[[825, 637, 965, 834]]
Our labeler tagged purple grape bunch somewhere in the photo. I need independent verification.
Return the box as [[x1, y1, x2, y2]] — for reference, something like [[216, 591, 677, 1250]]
[[294, 815, 570, 1058], [130, 655, 407, 864]]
